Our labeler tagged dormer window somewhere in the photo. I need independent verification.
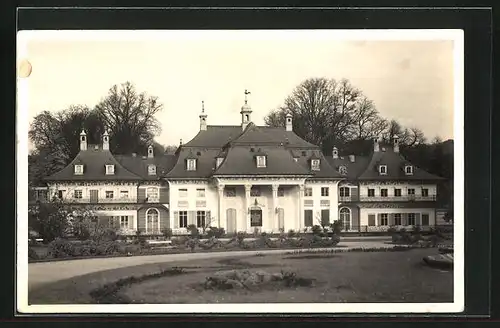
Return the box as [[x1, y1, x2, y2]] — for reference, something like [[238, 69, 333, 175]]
[[74, 164, 84, 175], [105, 164, 115, 175], [293, 157, 299, 162], [339, 165, 347, 176], [311, 159, 320, 171], [379, 165, 387, 175], [148, 164, 157, 175], [405, 165, 413, 175], [187, 159, 197, 171], [216, 157, 224, 168], [256, 155, 266, 168]]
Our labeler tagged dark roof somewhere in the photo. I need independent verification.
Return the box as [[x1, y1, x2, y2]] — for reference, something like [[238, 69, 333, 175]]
[[327, 155, 372, 180], [213, 146, 311, 176], [183, 124, 318, 149], [357, 145, 444, 181], [165, 148, 221, 179], [45, 148, 141, 181], [114, 154, 177, 180], [292, 150, 343, 179]]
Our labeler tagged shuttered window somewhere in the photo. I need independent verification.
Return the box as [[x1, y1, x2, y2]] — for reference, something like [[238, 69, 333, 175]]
[[304, 210, 313, 227], [368, 214, 376, 226]]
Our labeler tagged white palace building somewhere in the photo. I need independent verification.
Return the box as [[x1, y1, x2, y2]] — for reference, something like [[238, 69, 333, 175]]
[[29, 91, 444, 236]]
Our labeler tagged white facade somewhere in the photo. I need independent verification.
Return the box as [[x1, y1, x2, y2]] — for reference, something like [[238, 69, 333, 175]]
[[359, 208, 436, 231], [48, 182, 139, 203]]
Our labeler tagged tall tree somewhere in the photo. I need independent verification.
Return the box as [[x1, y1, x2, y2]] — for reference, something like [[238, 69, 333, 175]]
[[95, 81, 162, 155]]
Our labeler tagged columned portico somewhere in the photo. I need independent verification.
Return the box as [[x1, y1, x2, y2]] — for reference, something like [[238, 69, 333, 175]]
[[271, 184, 279, 231], [217, 184, 224, 228], [244, 184, 251, 231], [298, 184, 305, 231]]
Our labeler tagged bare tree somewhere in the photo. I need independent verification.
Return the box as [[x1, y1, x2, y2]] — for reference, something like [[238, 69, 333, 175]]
[[95, 81, 163, 155]]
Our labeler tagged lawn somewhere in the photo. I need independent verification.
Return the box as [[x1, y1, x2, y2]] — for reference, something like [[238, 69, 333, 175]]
[[29, 248, 453, 304]]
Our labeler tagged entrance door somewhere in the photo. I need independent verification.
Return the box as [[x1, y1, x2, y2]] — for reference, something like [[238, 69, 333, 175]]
[[321, 209, 330, 226], [422, 213, 430, 226], [277, 208, 285, 231], [90, 190, 99, 203], [226, 208, 237, 234]]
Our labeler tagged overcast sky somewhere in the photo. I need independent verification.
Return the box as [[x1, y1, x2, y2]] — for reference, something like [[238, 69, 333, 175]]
[[19, 30, 458, 149]]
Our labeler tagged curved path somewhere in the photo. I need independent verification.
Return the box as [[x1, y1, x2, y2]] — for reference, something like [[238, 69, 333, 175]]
[[28, 239, 392, 290]]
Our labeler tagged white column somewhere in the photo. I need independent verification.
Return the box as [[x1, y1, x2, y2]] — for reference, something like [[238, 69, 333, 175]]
[[272, 184, 279, 232], [217, 184, 224, 228], [298, 184, 304, 231], [244, 184, 252, 232]]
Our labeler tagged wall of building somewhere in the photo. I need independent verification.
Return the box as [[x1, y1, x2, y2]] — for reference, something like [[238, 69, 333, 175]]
[[137, 205, 169, 233], [359, 182, 438, 198], [359, 207, 436, 230], [48, 182, 139, 201], [303, 181, 340, 227]]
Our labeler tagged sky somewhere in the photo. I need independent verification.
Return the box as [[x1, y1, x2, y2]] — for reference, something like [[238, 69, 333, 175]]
[[18, 30, 459, 151]]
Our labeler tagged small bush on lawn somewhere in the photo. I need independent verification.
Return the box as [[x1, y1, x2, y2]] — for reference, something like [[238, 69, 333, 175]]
[[236, 231, 246, 246], [206, 227, 225, 239], [287, 229, 297, 238], [187, 224, 200, 239], [28, 247, 39, 260], [162, 228, 173, 240], [311, 225, 323, 236], [185, 238, 199, 252], [48, 238, 76, 258]]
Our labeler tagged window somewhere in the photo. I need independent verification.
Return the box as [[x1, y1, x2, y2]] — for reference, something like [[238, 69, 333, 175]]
[[277, 187, 285, 197], [146, 208, 159, 233], [250, 209, 263, 227], [74, 190, 83, 199], [225, 187, 236, 197], [196, 211, 206, 228], [380, 213, 388, 226], [394, 213, 402, 226], [105, 191, 114, 199], [256, 156, 266, 168], [368, 214, 376, 226], [394, 188, 402, 197], [147, 187, 159, 201], [187, 159, 196, 171], [120, 216, 129, 229], [405, 165, 413, 175], [321, 209, 330, 226], [196, 188, 205, 198], [421, 188, 429, 197], [105, 164, 115, 175], [408, 213, 416, 226], [179, 211, 188, 228], [339, 187, 350, 197], [321, 187, 329, 197], [250, 186, 261, 197], [74, 164, 83, 175], [381, 188, 388, 197], [120, 190, 129, 199], [179, 189, 188, 198], [408, 188, 415, 197], [422, 214, 430, 226], [148, 164, 157, 175], [368, 188, 375, 197], [311, 159, 320, 171], [304, 210, 313, 227], [339, 166, 348, 175], [304, 187, 313, 197], [216, 157, 224, 168], [379, 165, 387, 175]]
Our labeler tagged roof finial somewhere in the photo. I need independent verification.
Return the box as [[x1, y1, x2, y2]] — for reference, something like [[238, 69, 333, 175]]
[[244, 89, 251, 105], [202, 100, 205, 113]]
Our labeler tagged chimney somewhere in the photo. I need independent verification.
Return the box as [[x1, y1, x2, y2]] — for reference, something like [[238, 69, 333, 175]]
[[285, 113, 293, 131], [80, 129, 87, 151], [332, 146, 339, 159], [147, 145, 154, 158], [349, 154, 355, 163], [179, 138, 183, 147], [393, 135, 400, 153], [102, 130, 110, 150], [373, 137, 380, 152]]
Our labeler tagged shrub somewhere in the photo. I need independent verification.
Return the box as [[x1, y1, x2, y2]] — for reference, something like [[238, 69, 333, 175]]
[[187, 224, 200, 238], [28, 247, 39, 260], [287, 229, 297, 238], [206, 227, 225, 239], [330, 221, 342, 235], [253, 227, 261, 237], [413, 225, 422, 234], [236, 231, 246, 245], [48, 238, 75, 258], [162, 228, 173, 240], [135, 230, 148, 247], [186, 238, 198, 252], [387, 226, 397, 234], [330, 234, 341, 246], [311, 225, 323, 236]]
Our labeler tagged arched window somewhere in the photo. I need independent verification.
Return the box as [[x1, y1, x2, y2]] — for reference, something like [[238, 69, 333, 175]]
[[146, 208, 160, 234], [339, 207, 351, 231]]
